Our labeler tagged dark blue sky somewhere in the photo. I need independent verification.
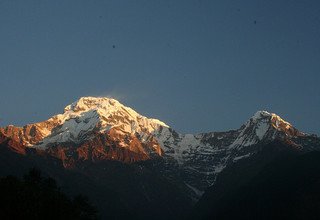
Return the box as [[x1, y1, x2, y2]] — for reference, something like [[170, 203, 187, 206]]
[[1, 0, 320, 134]]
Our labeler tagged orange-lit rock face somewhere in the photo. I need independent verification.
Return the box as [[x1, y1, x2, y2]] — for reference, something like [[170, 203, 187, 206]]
[[0, 125, 35, 154], [270, 114, 302, 137], [0, 131, 25, 154], [0, 117, 62, 154], [43, 129, 162, 168], [0, 115, 63, 146], [0, 122, 163, 168], [0, 97, 168, 166]]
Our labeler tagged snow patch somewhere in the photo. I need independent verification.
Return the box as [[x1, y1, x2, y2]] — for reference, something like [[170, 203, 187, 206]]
[[233, 153, 251, 162], [185, 183, 204, 197], [255, 122, 270, 140]]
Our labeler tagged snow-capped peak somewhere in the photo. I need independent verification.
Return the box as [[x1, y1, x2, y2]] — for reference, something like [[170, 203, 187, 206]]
[[63, 97, 168, 126], [35, 97, 169, 148], [250, 110, 295, 133], [65, 97, 124, 113], [251, 110, 273, 121], [230, 110, 301, 148]]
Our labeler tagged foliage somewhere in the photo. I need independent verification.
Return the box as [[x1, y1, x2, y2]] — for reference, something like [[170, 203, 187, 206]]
[[0, 168, 98, 220]]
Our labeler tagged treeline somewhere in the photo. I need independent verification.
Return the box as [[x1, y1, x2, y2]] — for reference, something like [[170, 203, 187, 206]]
[[0, 168, 98, 220]]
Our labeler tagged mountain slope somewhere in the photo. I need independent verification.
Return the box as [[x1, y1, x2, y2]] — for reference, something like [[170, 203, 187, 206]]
[[1, 98, 319, 194], [0, 97, 168, 166], [0, 96, 319, 218], [191, 147, 320, 220], [0, 143, 193, 220], [153, 110, 317, 195]]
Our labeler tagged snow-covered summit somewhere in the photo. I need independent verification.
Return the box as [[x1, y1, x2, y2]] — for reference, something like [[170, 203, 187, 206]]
[[64, 96, 168, 127], [231, 110, 302, 148], [251, 110, 273, 121], [64, 96, 122, 112], [251, 111, 292, 127], [35, 97, 169, 148], [249, 110, 299, 135]]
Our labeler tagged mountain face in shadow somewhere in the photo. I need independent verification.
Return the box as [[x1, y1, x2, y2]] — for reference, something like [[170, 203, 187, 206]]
[[192, 142, 320, 220], [0, 145, 192, 220]]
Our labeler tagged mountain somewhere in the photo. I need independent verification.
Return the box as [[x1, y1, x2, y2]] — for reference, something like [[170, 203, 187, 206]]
[[191, 148, 320, 220], [153, 109, 318, 196], [0, 97, 167, 164], [0, 96, 319, 219]]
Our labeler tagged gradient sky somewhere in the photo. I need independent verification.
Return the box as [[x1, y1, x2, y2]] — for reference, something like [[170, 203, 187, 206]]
[[1, 0, 320, 134]]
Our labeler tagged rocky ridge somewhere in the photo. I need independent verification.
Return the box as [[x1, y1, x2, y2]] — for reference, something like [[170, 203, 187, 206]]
[[0, 97, 318, 198]]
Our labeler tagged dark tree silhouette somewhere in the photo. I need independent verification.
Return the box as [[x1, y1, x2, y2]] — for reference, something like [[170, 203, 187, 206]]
[[0, 168, 98, 220]]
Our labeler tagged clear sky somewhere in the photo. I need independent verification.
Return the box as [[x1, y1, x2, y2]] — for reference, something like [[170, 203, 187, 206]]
[[0, 0, 320, 134]]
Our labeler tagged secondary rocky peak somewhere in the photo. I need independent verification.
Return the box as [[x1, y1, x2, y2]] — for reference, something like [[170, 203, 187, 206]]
[[249, 110, 301, 137], [251, 110, 289, 124], [229, 110, 305, 150]]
